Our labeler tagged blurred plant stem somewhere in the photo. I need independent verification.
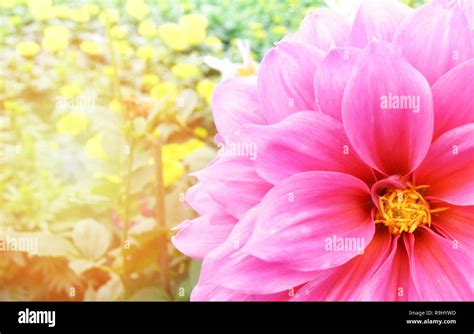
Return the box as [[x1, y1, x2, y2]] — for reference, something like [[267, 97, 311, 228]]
[[153, 137, 172, 298], [101, 5, 133, 295]]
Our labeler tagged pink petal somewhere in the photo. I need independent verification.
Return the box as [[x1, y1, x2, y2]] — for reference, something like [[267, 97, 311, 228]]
[[314, 47, 360, 121], [295, 8, 350, 51], [172, 212, 236, 260], [199, 207, 317, 294], [243, 171, 374, 271], [432, 204, 474, 254], [346, 0, 413, 48], [370, 175, 408, 210], [257, 41, 325, 123], [360, 236, 421, 301], [458, 0, 474, 30], [194, 157, 272, 219], [414, 123, 474, 206], [212, 76, 266, 141], [293, 226, 392, 301], [184, 183, 224, 216], [342, 41, 434, 176], [240, 111, 375, 185], [431, 59, 474, 140], [405, 227, 473, 301], [191, 283, 290, 301], [393, 0, 473, 85]]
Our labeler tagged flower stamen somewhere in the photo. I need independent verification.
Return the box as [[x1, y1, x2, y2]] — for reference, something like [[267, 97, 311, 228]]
[[374, 182, 448, 235]]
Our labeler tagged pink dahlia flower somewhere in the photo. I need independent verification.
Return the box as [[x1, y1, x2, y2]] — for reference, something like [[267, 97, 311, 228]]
[[172, 0, 474, 301]]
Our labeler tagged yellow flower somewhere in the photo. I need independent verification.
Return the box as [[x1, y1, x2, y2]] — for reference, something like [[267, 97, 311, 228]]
[[150, 82, 177, 103], [196, 79, 216, 104], [80, 40, 102, 56], [113, 40, 134, 58], [142, 73, 160, 88], [108, 99, 123, 113], [193, 127, 208, 139], [28, 0, 53, 21], [16, 41, 40, 58], [254, 29, 267, 40], [162, 159, 184, 188], [182, 138, 205, 152], [56, 113, 89, 136], [179, 14, 207, 46], [125, 0, 149, 20], [0, 0, 16, 9], [171, 63, 201, 79], [4, 100, 27, 115], [272, 25, 286, 35], [157, 23, 188, 51], [138, 20, 157, 38], [42, 26, 70, 52], [70, 7, 91, 23], [205, 36, 223, 51], [59, 83, 82, 97], [86, 4, 100, 16], [136, 45, 157, 61], [99, 9, 119, 25], [110, 25, 128, 39], [52, 5, 72, 19], [249, 22, 263, 30], [103, 65, 116, 77], [85, 133, 108, 160]]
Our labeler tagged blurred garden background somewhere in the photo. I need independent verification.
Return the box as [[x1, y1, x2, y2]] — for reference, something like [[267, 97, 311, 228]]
[[0, 0, 427, 301]]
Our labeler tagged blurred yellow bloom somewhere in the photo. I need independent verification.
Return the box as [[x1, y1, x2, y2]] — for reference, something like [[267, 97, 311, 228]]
[[86, 4, 100, 16], [42, 26, 70, 52], [171, 63, 201, 79], [157, 23, 188, 51], [138, 20, 157, 38], [254, 29, 267, 40], [108, 99, 123, 113], [179, 14, 208, 46], [80, 40, 102, 56], [272, 25, 287, 35], [182, 138, 205, 152], [70, 7, 91, 23], [16, 41, 40, 58], [205, 36, 223, 51], [9, 15, 22, 26], [4, 100, 27, 115], [125, 0, 149, 20], [99, 9, 119, 25], [48, 141, 59, 150], [52, 5, 72, 19], [56, 113, 89, 136], [193, 127, 209, 139], [103, 65, 116, 77], [0, 0, 16, 9], [142, 73, 160, 88], [196, 79, 216, 104], [113, 40, 134, 58], [110, 25, 128, 39], [59, 83, 82, 97], [249, 22, 263, 30], [162, 159, 184, 188], [28, 0, 53, 21], [136, 45, 157, 61], [150, 82, 177, 103], [85, 133, 108, 160]]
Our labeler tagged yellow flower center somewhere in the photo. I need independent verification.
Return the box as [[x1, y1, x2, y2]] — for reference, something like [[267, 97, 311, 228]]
[[375, 182, 447, 235]]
